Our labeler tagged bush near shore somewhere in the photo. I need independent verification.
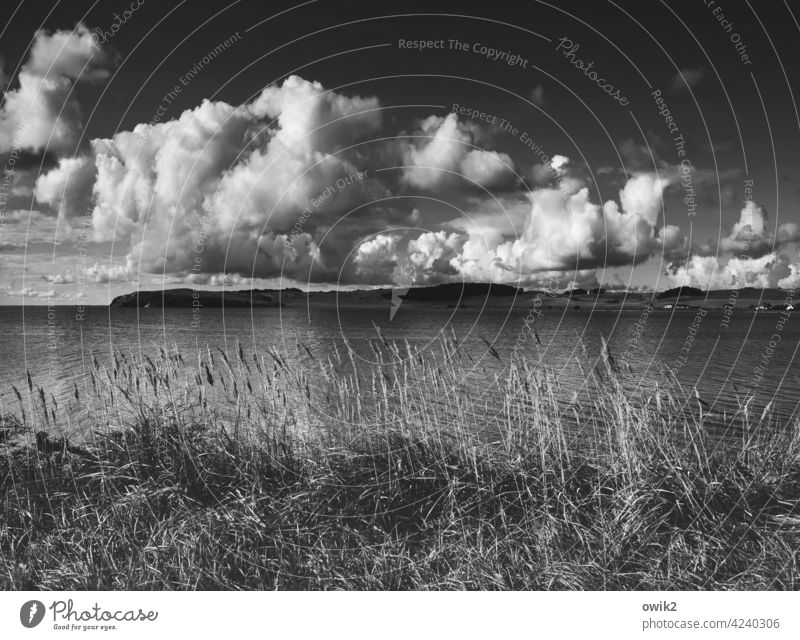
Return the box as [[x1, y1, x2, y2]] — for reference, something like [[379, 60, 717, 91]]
[[1, 336, 799, 590]]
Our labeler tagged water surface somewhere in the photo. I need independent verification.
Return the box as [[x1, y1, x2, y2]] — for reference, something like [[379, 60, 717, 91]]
[[1, 303, 798, 437]]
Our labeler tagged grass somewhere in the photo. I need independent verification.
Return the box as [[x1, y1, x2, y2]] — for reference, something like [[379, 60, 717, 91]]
[[1, 332, 799, 590]]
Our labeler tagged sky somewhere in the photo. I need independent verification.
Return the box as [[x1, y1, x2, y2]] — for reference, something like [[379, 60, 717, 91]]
[[1, 0, 800, 304]]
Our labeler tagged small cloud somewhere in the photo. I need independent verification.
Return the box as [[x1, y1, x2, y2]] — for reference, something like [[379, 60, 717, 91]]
[[551, 154, 569, 173], [39, 263, 130, 285], [10, 287, 58, 298], [41, 273, 75, 285], [187, 272, 250, 287], [84, 262, 130, 283], [530, 85, 547, 107], [671, 67, 705, 92], [703, 138, 738, 154]]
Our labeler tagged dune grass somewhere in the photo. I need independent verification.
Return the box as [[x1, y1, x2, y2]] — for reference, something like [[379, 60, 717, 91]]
[[1, 333, 799, 590]]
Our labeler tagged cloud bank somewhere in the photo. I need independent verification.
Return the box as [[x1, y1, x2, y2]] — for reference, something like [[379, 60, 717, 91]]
[[3, 27, 793, 293]]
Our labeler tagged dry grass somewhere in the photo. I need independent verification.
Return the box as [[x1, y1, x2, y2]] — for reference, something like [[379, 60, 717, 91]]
[[1, 333, 799, 590]]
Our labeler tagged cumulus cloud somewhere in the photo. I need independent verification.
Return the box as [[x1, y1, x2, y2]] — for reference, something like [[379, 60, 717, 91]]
[[456, 171, 677, 278], [34, 155, 96, 217], [719, 200, 769, 255], [84, 262, 130, 283], [68, 76, 386, 281], [667, 200, 800, 289], [247, 74, 381, 149], [5, 28, 795, 296], [401, 113, 517, 190], [354, 234, 401, 283], [698, 200, 800, 258], [613, 139, 743, 208], [459, 150, 516, 189], [355, 230, 463, 285], [186, 272, 250, 287], [405, 231, 463, 278], [0, 24, 115, 154], [355, 166, 684, 286], [88, 99, 255, 242], [41, 273, 75, 284], [41, 262, 130, 284], [658, 224, 689, 261], [528, 154, 573, 189], [18, 70, 754, 291], [667, 253, 786, 289], [10, 287, 58, 298], [777, 261, 800, 289]]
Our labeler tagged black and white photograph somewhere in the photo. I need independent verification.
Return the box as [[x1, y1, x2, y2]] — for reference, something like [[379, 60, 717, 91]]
[[1, 0, 800, 636]]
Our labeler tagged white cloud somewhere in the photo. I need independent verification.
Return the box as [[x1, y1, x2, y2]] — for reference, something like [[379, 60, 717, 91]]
[[21, 71, 782, 291], [448, 171, 678, 283], [459, 150, 515, 189], [668, 253, 781, 289], [357, 230, 464, 285], [709, 200, 800, 258], [10, 287, 58, 298], [187, 272, 250, 287], [0, 24, 114, 154], [84, 262, 130, 283], [247, 74, 381, 149], [40, 262, 131, 284], [406, 231, 463, 276], [778, 262, 800, 289], [354, 234, 401, 282], [41, 273, 75, 284], [34, 155, 96, 217], [355, 168, 683, 286], [75, 76, 381, 281], [401, 113, 516, 190]]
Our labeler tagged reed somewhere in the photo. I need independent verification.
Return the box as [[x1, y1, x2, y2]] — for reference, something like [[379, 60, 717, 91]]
[[1, 333, 799, 590]]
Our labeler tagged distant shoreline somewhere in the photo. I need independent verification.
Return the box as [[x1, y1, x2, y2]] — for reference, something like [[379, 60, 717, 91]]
[[4, 283, 795, 310]]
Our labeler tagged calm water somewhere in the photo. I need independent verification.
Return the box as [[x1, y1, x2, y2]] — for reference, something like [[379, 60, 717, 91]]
[[1, 303, 799, 436]]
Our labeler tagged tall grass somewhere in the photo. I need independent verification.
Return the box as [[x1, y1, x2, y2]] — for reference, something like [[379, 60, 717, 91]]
[[1, 331, 799, 590]]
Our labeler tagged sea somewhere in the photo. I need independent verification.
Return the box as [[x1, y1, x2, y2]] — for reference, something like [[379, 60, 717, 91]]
[[1, 303, 798, 438]]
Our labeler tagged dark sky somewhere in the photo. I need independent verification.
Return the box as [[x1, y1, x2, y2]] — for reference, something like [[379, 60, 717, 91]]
[[2, 0, 800, 302], [5, 0, 793, 161]]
